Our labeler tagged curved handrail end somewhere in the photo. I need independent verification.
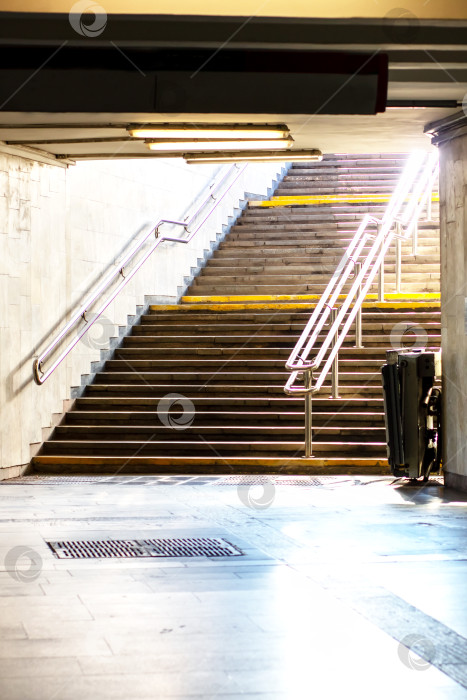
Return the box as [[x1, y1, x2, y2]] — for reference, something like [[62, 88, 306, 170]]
[[32, 359, 44, 386]]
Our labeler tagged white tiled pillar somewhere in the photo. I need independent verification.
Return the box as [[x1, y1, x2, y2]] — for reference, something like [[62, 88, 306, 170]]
[[426, 112, 467, 491]]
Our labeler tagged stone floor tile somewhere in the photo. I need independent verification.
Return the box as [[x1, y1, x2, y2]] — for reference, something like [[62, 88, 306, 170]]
[[0, 476, 466, 699]]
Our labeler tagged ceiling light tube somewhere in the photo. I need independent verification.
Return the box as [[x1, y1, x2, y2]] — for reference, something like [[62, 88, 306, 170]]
[[146, 138, 294, 152], [128, 123, 290, 139], [182, 150, 322, 164]]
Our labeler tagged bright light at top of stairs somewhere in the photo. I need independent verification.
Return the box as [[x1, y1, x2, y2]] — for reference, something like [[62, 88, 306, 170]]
[[146, 138, 294, 151], [183, 150, 323, 163], [127, 123, 290, 139]]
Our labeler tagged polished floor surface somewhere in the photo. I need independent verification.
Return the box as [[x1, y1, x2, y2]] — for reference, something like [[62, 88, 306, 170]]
[[0, 474, 467, 700]]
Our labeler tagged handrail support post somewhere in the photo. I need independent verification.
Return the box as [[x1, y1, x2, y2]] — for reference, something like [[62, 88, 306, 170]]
[[378, 261, 385, 302], [377, 224, 385, 302], [412, 219, 418, 256], [426, 184, 433, 221], [331, 307, 340, 399], [304, 370, 313, 458], [354, 262, 363, 348], [395, 223, 402, 294]]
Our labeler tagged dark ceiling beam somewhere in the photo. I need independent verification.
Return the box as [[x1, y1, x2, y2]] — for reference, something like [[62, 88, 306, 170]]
[[388, 69, 467, 82], [387, 100, 460, 108], [0, 49, 388, 115], [0, 13, 466, 49]]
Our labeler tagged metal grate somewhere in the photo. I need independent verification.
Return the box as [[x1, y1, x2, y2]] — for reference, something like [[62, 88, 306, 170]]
[[46, 537, 243, 559], [9, 476, 112, 484], [6, 475, 221, 485], [215, 476, 352, 486], [8, 475, 365, 487], [307, 478, 331, 487], [216, 476, 274, 486]]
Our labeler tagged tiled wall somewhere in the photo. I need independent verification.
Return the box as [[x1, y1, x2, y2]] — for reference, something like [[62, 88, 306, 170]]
[[439, 138, 467, 489], [0, 153, 283, 478]]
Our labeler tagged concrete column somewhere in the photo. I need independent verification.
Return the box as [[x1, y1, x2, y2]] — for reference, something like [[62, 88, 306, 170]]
[[426, 112, 467, 491]]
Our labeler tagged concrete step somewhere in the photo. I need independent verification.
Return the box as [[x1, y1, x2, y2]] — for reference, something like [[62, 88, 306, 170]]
[[31, 456, 391, 474], [233, 217, 439, 228], [189, 284, 441, 296], [130, 329, 440, 343], [279, 184, 416, 193], [145, 307, 441, 318], [40, 440, 386, 456], [64, 410, 385, 426], [232, 219, 439, 230], [213, 247, 440, 258], [225, 226, 439, 238], [134, 321, 440, 334], [190, 283, 441, 294], [101, 359, 413, 375], [104, 359, 386, 373], [120, 335, 441, 351], [208, 254, 440, 266], [276, 173, 399, 179], [90, 371, 387, 387], [141, 314, 441, 327], [242, 208, 390, 219], [114, 344, 439, 358], [52, 425, 386, 440], [84, 385, 385, 398], [221, 235, 439, 247], [191, 270, 441, 282], [75, 396, 386, 409], [198, 264, 441, 276], [284, 166, 406, 174], [278, 178, 402, 186]]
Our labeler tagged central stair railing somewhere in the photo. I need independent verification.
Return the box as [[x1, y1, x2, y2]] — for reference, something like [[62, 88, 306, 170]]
[[284, 151, 439, 457], [33, 163, 248, 384]]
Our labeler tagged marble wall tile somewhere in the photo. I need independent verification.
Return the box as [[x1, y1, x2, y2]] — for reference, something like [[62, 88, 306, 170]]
[[439, 139, 467, 480]]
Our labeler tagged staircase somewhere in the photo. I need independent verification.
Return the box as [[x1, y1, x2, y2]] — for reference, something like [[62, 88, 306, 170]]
[[32, 154, 441, 475]]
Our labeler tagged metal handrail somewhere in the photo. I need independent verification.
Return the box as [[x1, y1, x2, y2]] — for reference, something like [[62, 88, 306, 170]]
[[283, 151, 439, 456], [33, 163, 248, 384]]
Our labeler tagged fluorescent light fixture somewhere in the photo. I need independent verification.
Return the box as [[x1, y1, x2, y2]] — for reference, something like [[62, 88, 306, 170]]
[[146, 138, 293, 152], [182, 150, 323, 164], [128, 123, 290, 139]]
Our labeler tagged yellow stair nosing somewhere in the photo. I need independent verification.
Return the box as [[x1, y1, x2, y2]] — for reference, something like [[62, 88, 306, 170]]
[[33, 456, 388, 464], [150, 299, 440, 312], [249, 194, 440, 207], [181, 293, 440, 303], [32, 455, 391, 475]]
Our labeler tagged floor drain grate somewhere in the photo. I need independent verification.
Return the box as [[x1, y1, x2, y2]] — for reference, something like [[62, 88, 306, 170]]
[[9, 476, 112, 484], [6, 475, 223, 485], [217, 476, 274, 486], [46, 537, 244, 559], [216, 476, 351, 486], [306, 478, 348, 487]]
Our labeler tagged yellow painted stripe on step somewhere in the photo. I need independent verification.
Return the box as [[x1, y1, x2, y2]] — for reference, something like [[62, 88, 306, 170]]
[[250, 194, 440, 207], [150, 301, 440, 312], [362, 302, 440, 309], [32, 455, 391, 474], [151, 303, 319, 311], [183, 294, 320, 302], [181, 293, 440, 303]]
